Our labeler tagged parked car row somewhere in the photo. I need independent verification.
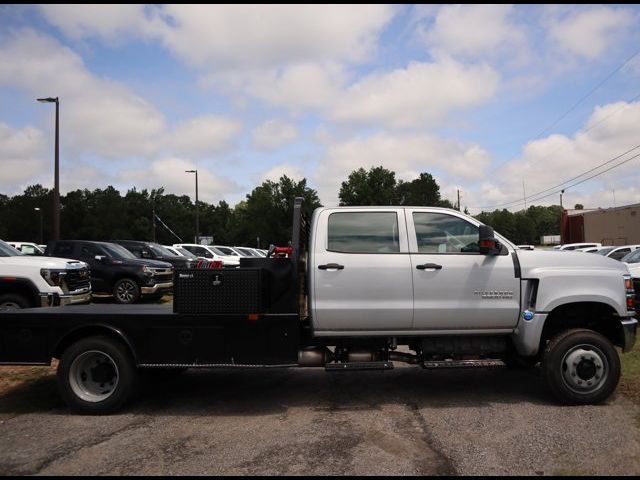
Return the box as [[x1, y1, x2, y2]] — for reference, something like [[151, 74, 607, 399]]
[[1, 237, 270, 309]]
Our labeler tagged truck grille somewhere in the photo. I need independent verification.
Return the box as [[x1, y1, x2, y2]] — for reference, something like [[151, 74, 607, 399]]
[[65, 268, 91, 292], [151, 268, 173, 284]]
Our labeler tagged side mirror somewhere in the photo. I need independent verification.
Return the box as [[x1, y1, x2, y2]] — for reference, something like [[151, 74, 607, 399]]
[[141, 250, 151, 258], [479, 225, 501, 255], [94, 255, 107, 262]]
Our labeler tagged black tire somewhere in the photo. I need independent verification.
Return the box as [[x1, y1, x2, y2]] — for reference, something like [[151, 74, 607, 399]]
[[0, 293, 31, 311], [57, 335, 136, 414], [542, 329, 620, 405], [113, 278, 141, 304]]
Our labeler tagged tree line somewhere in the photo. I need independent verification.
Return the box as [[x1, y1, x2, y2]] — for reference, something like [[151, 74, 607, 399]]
[[0, 166, 560, 247]]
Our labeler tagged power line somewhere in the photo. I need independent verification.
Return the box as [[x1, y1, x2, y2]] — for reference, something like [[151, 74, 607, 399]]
[[474, 145, 640, 210], [487, 47, 640, 175]]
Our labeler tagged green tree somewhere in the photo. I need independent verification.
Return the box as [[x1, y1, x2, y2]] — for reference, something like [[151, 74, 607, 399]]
[[397, 173, 440, 206], [339, 166, 398, 206], [236, 175, 322, 247]]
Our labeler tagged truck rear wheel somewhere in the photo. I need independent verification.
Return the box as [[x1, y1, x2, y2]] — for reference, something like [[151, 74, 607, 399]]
[[57, 336, 136, 414], [542, 329, 620, 405]]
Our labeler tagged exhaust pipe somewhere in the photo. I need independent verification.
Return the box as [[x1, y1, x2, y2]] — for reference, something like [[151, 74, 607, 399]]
[[298, 347, 331, 367]]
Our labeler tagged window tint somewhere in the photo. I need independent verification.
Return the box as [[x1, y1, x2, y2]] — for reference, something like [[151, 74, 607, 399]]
[[53, 243, 75, 257], [622, 249, 640, 263], [328, 212, 399, 253], [80, 243, 101, 258], [610, 248, 630, 260], [412, 212, 479, 254]]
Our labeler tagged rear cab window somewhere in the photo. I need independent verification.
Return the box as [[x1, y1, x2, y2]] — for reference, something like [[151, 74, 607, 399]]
[[327, 211, 400, 253]]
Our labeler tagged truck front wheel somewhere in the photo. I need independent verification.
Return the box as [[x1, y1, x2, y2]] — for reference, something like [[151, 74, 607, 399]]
[[57, 336, 136, 414], [542, 329, 620, 405]]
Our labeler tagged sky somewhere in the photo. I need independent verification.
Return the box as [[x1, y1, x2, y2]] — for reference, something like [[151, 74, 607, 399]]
[[1, 4, 640, 213]]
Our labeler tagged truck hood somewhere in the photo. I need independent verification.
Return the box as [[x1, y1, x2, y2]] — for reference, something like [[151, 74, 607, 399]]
[[111, 258, 173, 269], [0, 255, 86, 269], [517, 249, 630, 276]]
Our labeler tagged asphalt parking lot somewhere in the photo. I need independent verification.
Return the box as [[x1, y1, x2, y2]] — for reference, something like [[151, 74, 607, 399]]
[[0, 364, 639, 476]]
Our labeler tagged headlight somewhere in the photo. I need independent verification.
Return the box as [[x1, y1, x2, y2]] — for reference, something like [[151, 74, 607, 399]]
[[41, 269, 67, 287], [142, 265, 155, 275]]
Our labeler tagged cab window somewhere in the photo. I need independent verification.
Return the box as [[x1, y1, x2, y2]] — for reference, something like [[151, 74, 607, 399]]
[[328, 212, 399, 253], [412, 212, 479, 254]]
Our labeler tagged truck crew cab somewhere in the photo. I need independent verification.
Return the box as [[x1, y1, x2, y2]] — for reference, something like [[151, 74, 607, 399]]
[[0, 199, 636, 413]]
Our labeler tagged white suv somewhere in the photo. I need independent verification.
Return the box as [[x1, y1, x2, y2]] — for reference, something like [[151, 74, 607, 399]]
[[0, 239, 91, 310]]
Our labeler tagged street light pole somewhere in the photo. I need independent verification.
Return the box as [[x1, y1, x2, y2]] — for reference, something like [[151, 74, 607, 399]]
[[185, 170, 200, 244], [34, 207, 43, 244], [37, 97, 60, 240]]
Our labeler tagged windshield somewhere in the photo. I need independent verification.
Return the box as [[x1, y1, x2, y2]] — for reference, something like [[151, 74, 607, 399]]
[[597, 247, 615, 256], [0, 240, 22, 257], [236, 247, 258, 256], [101, 243, 137, 259], [214, 246, 238, 256], [149, 244, 177, 257], [621, 249, 640, 264], [176, 247, 197, 258]]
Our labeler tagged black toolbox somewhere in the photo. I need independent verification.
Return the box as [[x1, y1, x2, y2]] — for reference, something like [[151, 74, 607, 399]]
[[173, 268, 263, 314]]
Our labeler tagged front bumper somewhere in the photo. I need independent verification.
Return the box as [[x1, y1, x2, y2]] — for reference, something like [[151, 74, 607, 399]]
[[621, 317, 638, 353], [141, 281, 173, 295], [40, 290, 92, 307]]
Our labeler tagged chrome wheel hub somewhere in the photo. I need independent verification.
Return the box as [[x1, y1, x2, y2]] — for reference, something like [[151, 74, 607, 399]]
[[69, 351, 119, 402], [561, 345, 607, 394]]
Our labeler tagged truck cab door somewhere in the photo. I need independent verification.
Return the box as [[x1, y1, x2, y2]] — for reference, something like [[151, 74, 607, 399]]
[[407, 210, 520, 331], [311, 209, 413, 332]]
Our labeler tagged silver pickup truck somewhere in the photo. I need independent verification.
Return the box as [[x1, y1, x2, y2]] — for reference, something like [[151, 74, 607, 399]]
[[0, 200, 636, 413], [307, 206, 636, 401]]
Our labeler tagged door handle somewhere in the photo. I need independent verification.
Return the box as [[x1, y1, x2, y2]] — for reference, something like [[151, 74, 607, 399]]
[[416, 263, 442, 270], [318, 263, 345, 270]]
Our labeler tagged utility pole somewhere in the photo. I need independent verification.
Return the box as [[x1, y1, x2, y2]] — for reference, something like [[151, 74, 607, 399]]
[[522, 179, 527, 210], [37, 97, 60, 240], [457, 189, 461, 211], [185, 170, 200, 243]]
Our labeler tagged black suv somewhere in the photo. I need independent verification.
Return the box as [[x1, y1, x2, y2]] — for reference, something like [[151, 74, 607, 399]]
[[113, 240, 194, 269], [46, 240, 173, 304]]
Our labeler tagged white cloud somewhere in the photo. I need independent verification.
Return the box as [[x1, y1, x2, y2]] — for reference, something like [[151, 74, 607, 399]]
[[314, 133, 492, 204], [330, 60, 499, 128], [38, 4, 148, 42], [468, 101, 640, 212], [39, 4, 396, 69], [259, 164, 305, 183], [117, 157, 241, 204], [252, 119, 298, 150], [0, 29, 165, 159], [0, 123, 47, 193], [166, 115, 243, 157], [546, 6, 634, 60], [416, 4, 527, 60]]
